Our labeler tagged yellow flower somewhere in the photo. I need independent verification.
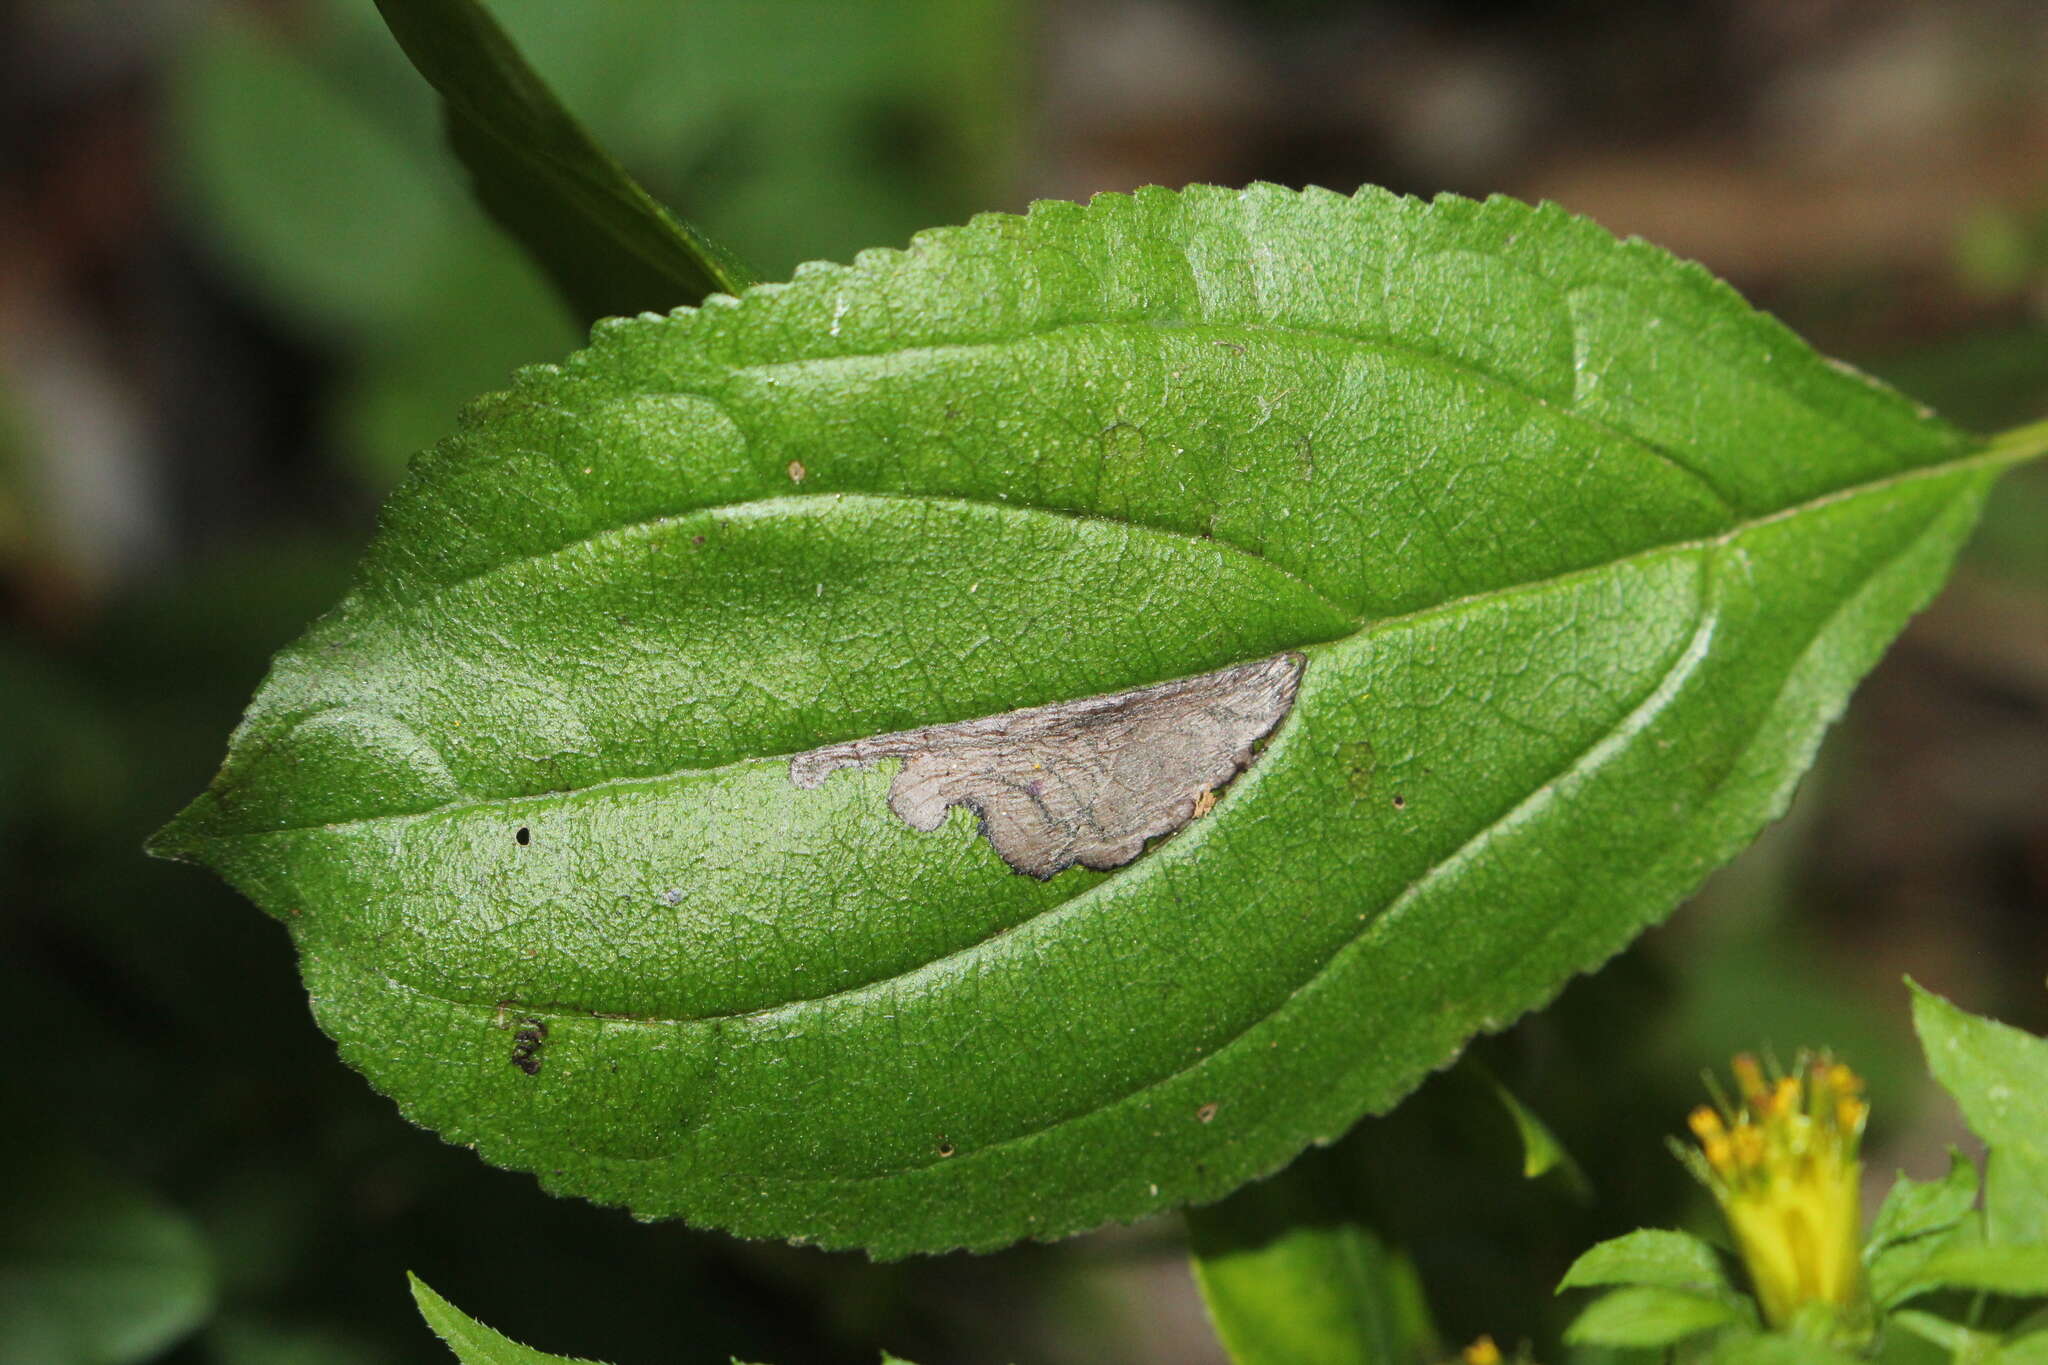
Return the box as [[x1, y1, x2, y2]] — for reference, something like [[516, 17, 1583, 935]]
[[1461, 1337, 1503, 1365], [1679, 1053, 1870, 1338]]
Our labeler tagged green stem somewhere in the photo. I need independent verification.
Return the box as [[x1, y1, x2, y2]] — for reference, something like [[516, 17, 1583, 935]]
[[1986, 414, 2048, 466]]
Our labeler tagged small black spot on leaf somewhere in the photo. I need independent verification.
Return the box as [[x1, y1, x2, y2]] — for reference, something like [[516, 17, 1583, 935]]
[[515, 826, 531, 845], [510, 1018, 547, 1075]]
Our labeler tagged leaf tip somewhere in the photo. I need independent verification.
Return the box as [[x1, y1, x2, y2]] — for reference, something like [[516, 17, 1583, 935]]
[[144, 798, 210, 865], [406, 1270, 455, 1332], [1905, 976, 1958, 1033]]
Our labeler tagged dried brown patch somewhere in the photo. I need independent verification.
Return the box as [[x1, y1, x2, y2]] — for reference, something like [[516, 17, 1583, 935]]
[[789, 653, 1303, 879]]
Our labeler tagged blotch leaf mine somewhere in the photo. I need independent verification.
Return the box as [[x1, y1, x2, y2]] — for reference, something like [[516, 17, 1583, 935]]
[[155, 186, 2023, 1256], [789, 653, 1302, 878]]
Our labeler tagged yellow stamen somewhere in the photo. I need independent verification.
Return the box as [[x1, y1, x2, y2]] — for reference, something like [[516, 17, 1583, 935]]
[[1703, 1134, 1733, 1173], [1732, 1053, 1767, 1102], [1462, 1336, 1502, 1365]]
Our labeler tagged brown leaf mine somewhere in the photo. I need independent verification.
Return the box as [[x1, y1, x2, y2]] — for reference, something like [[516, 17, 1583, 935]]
[[789, 653, 1304, 879]]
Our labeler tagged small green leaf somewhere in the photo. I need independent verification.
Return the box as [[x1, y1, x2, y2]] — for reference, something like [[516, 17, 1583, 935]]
[[159, 187, 2041, 1255], [411, 1271, 926, 1365], [1471, 1062, 1590, 1194], [1558, 1229, 1733, 1299], [409, 1274, 609, 1365], [1910, 983, 2048, 1243], [371, 0, 758, 322], [1887, 1310, 2003, 1359], [1703, 1330, 1864, 1365], [1564, 1287, 1737, 1348], [0, 1153, 215, 1365], [1870, 1225, 1972, 1310], [1187, 1157, 1436, 1365], [1867, 1151, 1986, 1308], [1989, 1332, 2048, 1365], [1869, 1150, 1980, 1255], [1888, 1242, 2048, 1304]]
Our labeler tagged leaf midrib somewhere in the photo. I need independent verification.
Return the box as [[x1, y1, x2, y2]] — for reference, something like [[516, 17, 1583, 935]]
[[297, 449, 2004, 1052], [600, 465, 1980, 1191], [218, 437, 2017, 851], [330, 576, 1707, 1191]]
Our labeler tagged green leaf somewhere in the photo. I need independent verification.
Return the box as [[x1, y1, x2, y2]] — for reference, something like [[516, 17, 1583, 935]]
[[156, 186, 2038, 1256], [1871, 1225, 1974, 1311], [1990, 1332, 2048, 1365], [1469, 1060, 1590, 1194], [371, 0, 759, 322], [1558, 1229, 1733, 1299], [1703, 1330, 1864, 1365], [168, 10, 578, 485], [1867, 1151, 1986, 1308], [0, 1152, 216, 1365], [1888, 1241, 2048, 1304], [1870, 1223, 1975, 1311], [1564, 1287, 1737, 1347], [1888, 1310, 2004, 1361], [1911, 983, 2048, 1243], [1187, 1157, 1436, 1365], [409, 1274, 609, 1365], [1870, 1150, 1980, 1255], [170, 14, 465, 337]]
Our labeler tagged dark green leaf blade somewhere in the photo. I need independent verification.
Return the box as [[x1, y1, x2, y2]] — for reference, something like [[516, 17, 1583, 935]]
[[410, 1274, 609, 1365], [1187, 1158, 1436, 1365], [372, 0, 758, 322], [156, 187, 2034, 1256], [1911, 983, 2048, 1243]]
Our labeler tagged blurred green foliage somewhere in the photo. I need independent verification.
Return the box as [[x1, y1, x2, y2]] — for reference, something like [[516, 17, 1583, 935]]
[[167, 0, 1022, 486], [0, 1149, 215, 1363]]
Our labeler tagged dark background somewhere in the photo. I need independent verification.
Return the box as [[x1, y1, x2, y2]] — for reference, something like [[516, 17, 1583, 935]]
[[4, 1, 2046, 1361]]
